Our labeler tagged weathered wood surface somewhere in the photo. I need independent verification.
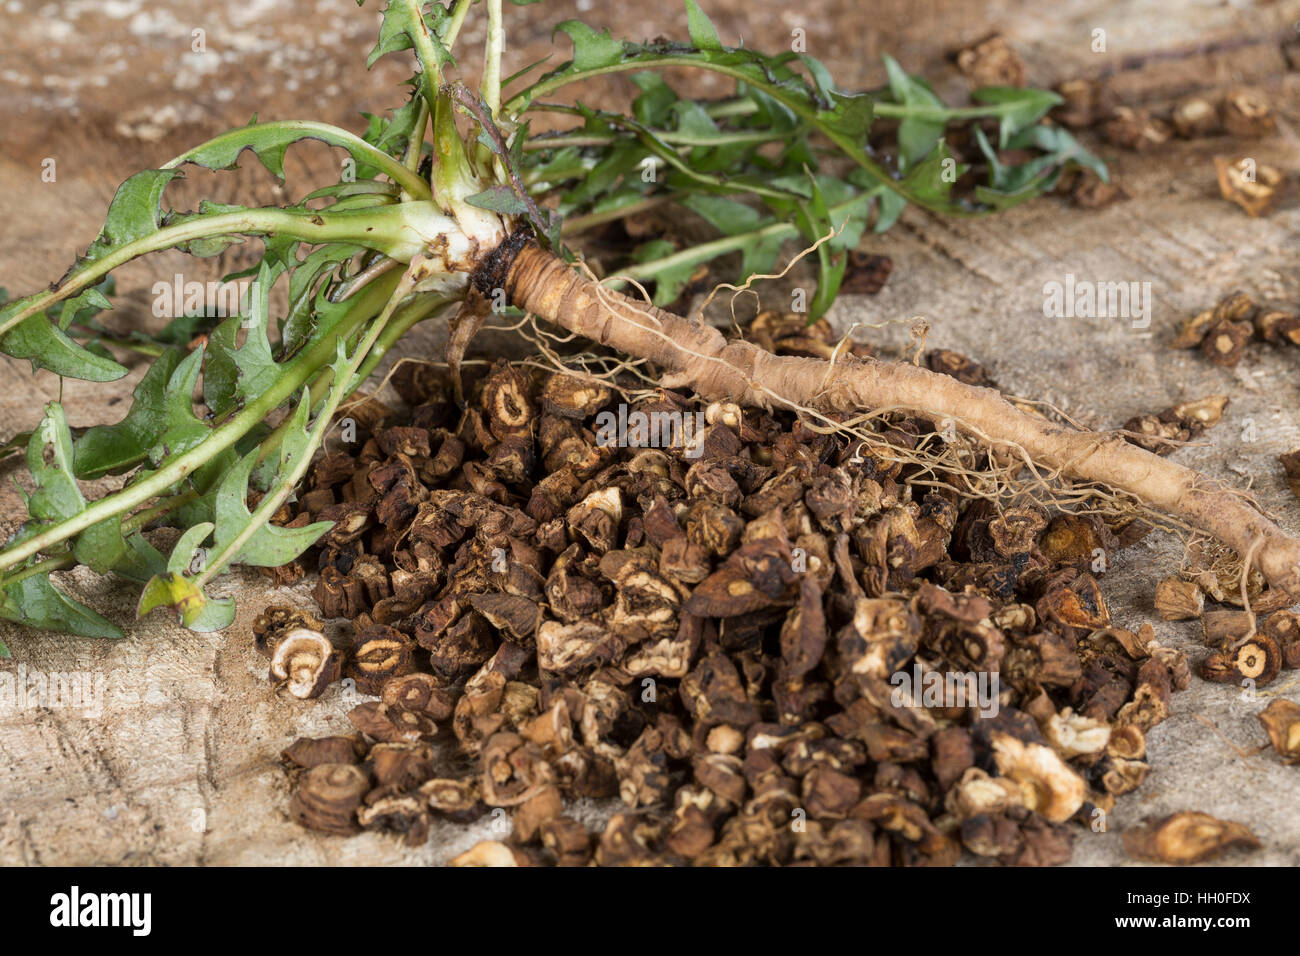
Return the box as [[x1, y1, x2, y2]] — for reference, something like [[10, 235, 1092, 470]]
[[1, 0, 1298, 865]]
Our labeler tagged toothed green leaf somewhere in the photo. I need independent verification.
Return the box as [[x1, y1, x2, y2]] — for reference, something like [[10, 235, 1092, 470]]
[[147, 346, 210, 466], [1, 312, 128, 381], [365, 0, 455, 91], [211, 437, 331, 569], [684, 0, 723, 51], [137, 566, 234, 633], [74, 349, 186, 479], [551, 20, 626, 73], [882, 55, 946, 171], [971, 86, 1062, 148], [1, 572, 124, 640], [85, 169, 185, 260], [203, 262, 283, 418]]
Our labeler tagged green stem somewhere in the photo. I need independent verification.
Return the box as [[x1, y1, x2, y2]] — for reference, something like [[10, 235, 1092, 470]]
[[78, 336, 166, 358], [525, 128, 778, 151], [482, 0, 504, 117], [123, 492, 198, 534], [162, 120, 431, 199], [871, 102, 1019, 122], [443, 0, 473, 51], [0, 274, 400, 576], [0, 204, 428, 342], [560, 195, 674, 236], [352, 294, 453, 385], [614, 190, 878, 284], [504, 54, 971, 218], [0, 553, 75, 588], [403, 99, 431, 177], [194, 272, 414, 588]]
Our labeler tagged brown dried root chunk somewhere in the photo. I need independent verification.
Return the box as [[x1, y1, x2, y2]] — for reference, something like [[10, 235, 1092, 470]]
[[1261, 610, 1300, 669], [281, 735, 364, 769], [450, 840, 533, 867], [1256, 699, 1300, 764], [252, 605, 325, 658], [269, 628, 341, 699], [1154, 577, 1203, 621], [1122, 811, 1260, 863], [1221, 88, 1275, 138], [1200, 633, 1282, 687], [1215, 156, 1286, 218], [1280, 452, 1300, 501], [289, 763, 370, 835], [953, 34, 1025, 88]]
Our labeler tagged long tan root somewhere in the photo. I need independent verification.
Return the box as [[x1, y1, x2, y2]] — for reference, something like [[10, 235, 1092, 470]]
[[497, 240, 1300, 599]]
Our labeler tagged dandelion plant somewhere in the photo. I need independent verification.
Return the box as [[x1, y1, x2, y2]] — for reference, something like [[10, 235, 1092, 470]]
[[4, 0, 1292, 660]]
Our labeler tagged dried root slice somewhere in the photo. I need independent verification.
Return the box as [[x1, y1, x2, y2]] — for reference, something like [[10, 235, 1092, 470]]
[[1262, 610, 1300, 669], [494, 241, 1300, 602], [1200, 609, 1255, 646], [281, 735, 364, 769], [1122, 811, 1260, 864], [252, 605, 325, 658], [1215, 156, 1286, 218], [1221, 88, 1275, 138], [1200, 633, 1282, 687], [450, 840, 533, 867], [990, 732, 1086, 823], [1256, 699, 1300, 764], [289, 763, 370, 835], [1154, 577, 1203, 621], [269, 628, 340, 700], [1281, 452, 1300, 501]]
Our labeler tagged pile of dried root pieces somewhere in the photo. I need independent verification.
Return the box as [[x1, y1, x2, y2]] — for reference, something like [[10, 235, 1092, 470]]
[[252, 317, 1289, 866]]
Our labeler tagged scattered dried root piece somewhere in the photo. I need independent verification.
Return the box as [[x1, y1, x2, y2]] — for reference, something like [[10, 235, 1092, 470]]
[[1067, 169, 1128, 209], [269, 627, 340, 700], [1215, 156, 1286, 218], [492, 240, 1300, 600], [289, 763, 370, 835], [1200, 633, 1282, 687], [1262, 610, 1300, 668], [1103, 107, 1171, 151], [1280, 452, 1300, 501], [953, 33, 1025, 88], [1200, 319, 1252, 367], [1054, 78, 1103, 128], [1220, 88, 1275, 138], [1154, 577, 1204, 621], [1122, 395, 1227, 453], [1169, 292, 1258, 359], [1256, 699, 1300, 764], [1200, 609, 1255, 646], [450, 840, 534, 867], [1170, 96, 1219, 138], [1122, 811, 1260, 863], [252, 605, 325, 658], [1254, 310, 1300, 347], [281, 735, 365, 769]]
